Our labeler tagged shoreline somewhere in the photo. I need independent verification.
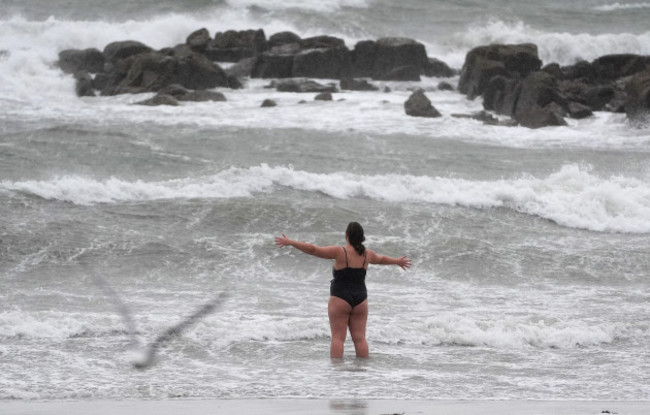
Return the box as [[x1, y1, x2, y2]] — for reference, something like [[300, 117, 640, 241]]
[[1, 399, 648, 415]]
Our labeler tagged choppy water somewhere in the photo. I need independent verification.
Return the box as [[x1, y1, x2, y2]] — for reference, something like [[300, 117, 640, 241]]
[[1, 0, 649, 402]]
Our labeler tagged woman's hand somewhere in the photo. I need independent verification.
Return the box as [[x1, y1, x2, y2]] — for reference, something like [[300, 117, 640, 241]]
[[397, 256, 411, 270], [275, 233, 291, 247]]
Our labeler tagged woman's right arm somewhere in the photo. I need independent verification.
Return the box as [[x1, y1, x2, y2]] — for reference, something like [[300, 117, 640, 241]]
[[368, 250, 411, 270]]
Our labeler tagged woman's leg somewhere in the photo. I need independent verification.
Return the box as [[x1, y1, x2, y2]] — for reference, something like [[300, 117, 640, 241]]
[[328, 296, 351, 358], [348, 299, 369, 358]]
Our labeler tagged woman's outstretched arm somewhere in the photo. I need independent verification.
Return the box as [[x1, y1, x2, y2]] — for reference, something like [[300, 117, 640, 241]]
[[275, 233, 340, 260], [367, 250, 411, 270]]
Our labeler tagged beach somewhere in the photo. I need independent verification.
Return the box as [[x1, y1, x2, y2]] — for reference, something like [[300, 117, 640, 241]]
[[1, 0, 649, 409]]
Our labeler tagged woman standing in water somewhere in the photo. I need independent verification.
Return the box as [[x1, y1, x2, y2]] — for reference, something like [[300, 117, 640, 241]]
[[275, 222, 411, 358]]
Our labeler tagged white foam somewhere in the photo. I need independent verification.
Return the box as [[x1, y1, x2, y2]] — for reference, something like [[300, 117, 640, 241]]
[[374, 313, 623, 349], [456, 19, 650, 66], [594, 2, 650, 11], [4, 164, 650, 234]]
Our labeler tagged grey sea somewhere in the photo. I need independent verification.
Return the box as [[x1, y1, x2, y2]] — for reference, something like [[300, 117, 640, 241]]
[[1, 0, 649, 405]]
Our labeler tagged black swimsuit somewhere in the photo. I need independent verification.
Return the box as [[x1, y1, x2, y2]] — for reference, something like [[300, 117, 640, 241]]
[[330, 247, 367, 308]]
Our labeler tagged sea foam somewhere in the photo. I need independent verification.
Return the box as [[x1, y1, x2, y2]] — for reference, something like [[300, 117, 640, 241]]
[[3, 164, 650, 234]]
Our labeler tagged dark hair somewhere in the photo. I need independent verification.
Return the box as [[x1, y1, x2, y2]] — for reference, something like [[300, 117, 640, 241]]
[[346, 222, 365, 256]]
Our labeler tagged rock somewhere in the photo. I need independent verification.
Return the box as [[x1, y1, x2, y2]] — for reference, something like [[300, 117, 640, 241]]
[[268, 43, 302, 55], [186, 28, 211, 53], [136, 94, 179, 106], [268, 31, 301, 49], [424, 57, 456, 78], [584, 85, 616, 111], [375, 65, 421, 81], [58, 48, 105, 74], [514, 71, 568, 121], [158, 84, 226, 102], [261, 99, 277, 107], [103, 40, 152, 63], [206, 29, 267, 62], [542, 62, 563, 79], [561, 61, 596, 83], [315, 92, 333, 101], [451, 110, 499, 125], [300, 35, 345, 50], [251, 52, 295, 78], [483, 75, 520, 115], [404, 89, 441, 118], [459, 43, 541, 98], [274, 79, 337, 93], [351, 37, 429, 80], [181, 90, 227, 102], [176, 52, 229, 90], [226, 75, 243, 89], [592, 54, 650, 83], [624, 69, 650, 125], [74, 72, 95, 97], [516, 106, 568, 128], [292, 47, 351, 79], [459, 58, 509, 99], [437, 81, 454, 91], [92, 72, 108, 91], [340, 78, 379, 91], [102, 52, 175, 95], [567, 101, 593, 119], [101, 50, 229, 96], [224, 57, 256, 78]]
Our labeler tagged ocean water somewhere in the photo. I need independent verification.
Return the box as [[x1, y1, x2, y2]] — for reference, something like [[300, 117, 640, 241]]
[[1, 0, 650, 402]]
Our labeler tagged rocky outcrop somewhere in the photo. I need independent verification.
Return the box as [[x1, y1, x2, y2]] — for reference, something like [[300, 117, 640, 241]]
[[206, 29, 267, 62], [292, 47, 351, 79], [136, 94, 179, 106], [350, 37, 429, 80], [58, 48, 105, 74], [625, 69, 650, 125], [459, 43, 541, 98], [340, 78, 379, 91], [158, 84, 226, 102], [459, 42, 650, 127], [271, 79, 337, 93], [404, 89, 441, 118]]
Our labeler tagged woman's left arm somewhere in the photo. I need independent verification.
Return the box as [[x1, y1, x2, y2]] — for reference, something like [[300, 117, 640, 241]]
[[275, 234, 340, 259]]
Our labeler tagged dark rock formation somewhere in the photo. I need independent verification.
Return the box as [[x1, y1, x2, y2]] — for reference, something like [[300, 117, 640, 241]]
[[375, 65, 421, 81], [292, 47, 351, 79], [300, 35, 345, 50], [340, 78, 379, 91], [74, 72, 95, 97], [158, 84, 226, 102], [261, 99, 277, 107], [424, 57, 456, 78], [459, 43, 541, 98], [451, 110, 500, 125], [273, 79, 337, 93], [517, 106, 567, 128], [206, 29, 267, 62], [224, 57, 256, 78], [251, 51, 295, 78], [404, 89, 441, 118], [438, 81, 454, 91], [101, 50, 229, 96], [136, 94, 179, 106], [58, 48, 105, 74], [268, 31, 301, 49], [186, 28, 211, 53], [351, 37, 428, 80], [625, 69, 650, 124], [315, 92, 333, 101], [103, 40, 152, 64]]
